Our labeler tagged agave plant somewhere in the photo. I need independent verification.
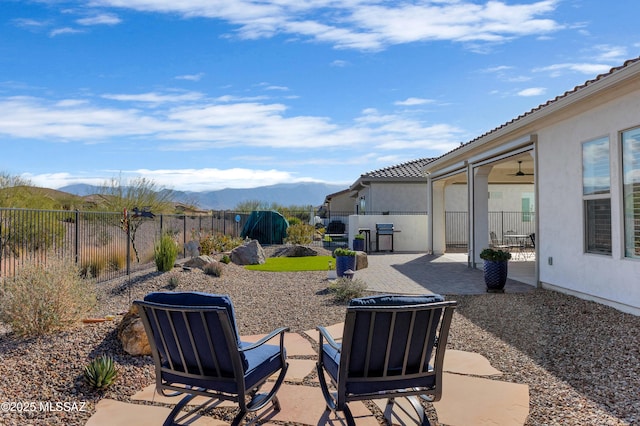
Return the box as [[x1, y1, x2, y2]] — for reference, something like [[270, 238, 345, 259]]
[[84, 355, 118, 390]]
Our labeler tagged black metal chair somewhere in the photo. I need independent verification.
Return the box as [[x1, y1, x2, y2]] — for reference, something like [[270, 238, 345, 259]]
[[316, 294, 457, 426], [134, 292, 289, 426]]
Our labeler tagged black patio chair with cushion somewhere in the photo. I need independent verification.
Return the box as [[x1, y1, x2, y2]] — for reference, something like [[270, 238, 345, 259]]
[[134, 292, 289, 426], [316, 294, 457, 426]]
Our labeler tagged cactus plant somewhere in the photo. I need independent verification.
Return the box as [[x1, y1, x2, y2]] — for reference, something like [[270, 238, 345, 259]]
[[84, 355, 118, 390]]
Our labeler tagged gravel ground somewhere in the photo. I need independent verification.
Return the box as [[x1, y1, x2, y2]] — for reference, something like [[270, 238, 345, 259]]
[[0, 249, 638, 425]]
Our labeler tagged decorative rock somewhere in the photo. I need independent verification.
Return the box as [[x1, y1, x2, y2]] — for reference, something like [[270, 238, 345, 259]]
[[355, 251, 368, 270], [231, 240, 266, 265], [273, 245, 318, 258], [184, 255, 216, 269], [117, 304, 151, 356]]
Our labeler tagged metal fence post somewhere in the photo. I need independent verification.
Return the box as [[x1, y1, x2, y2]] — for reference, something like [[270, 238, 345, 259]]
[[74, 210, 79, 264]]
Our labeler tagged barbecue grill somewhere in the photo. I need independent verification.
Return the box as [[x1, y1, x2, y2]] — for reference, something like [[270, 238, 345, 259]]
[[375, 223, 394, 252]]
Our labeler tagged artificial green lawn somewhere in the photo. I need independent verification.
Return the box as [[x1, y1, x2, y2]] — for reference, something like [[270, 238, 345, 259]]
[[245, 255, 334, 272]]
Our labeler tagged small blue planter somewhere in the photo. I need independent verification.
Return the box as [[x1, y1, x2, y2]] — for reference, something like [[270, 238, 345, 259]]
[[353, 239, 365, 252], [483, 260, 508, 292], [336, 255, 356, 277]]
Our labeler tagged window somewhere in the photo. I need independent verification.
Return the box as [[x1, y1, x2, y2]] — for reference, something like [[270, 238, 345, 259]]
[[582, 137, 611, 254], [622, 127, 640, 258], [521, 192, 534, 222]]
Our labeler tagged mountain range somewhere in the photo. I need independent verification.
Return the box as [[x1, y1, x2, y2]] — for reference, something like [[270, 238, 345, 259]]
[[59, 182, 346, 210]]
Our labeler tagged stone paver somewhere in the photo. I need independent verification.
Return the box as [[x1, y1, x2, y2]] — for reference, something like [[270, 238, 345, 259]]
[[88, 250, 538, 426], [433, 373, 530, 426], [88, 330, 529, 426]]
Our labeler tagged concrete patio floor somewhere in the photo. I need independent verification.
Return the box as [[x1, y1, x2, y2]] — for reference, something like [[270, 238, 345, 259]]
[[354, 252, 535, 295], [86, 327, 529, 426]]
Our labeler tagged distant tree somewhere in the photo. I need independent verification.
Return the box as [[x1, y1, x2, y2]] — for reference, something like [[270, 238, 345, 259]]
[[0, 173, 32, 207], [234, 200, 271, 212], [0, 172, 31, 189], [0, 173, 65, 256], [98, 176, 175, 262]]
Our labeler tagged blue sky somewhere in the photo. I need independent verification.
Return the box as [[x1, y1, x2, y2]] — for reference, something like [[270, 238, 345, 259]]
[[1, 0, 638, 192]]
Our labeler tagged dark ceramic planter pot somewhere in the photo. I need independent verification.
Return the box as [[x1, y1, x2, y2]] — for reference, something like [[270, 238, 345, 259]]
[[336, 255, 356, 277], [483, 260, 508, 292], [353, 239, 365, 251]]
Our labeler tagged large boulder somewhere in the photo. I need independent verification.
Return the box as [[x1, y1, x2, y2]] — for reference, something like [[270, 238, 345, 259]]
[[355, 251, 368, 270], [231, 240, 266, 265], [273, 245, 319, 258], [117, 304, 151, 356], [184, 255, 216, 269]]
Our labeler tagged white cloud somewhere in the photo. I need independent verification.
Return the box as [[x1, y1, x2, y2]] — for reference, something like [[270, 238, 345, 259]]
[[131, 167, 301, 190], [50, 27, 84, 37], [592, 44, 628, 62], [0, 94, 462, 155], [483, 65, 514, 73], [394, 97, 434, 106], [517, 87, 546, 97], [102, 91, 204, 104], [175, 73, 205, 81], [13, 18, 50, 29], [76, 14, 122, 26], [534, 63, 613, 77], [90, 0, 564, 51], [23, 168, 312, 191], [330, 60, 349, 67]]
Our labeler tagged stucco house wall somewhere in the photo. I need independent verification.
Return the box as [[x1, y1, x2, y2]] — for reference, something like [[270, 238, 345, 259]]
[[425, 58, 640, 315], [537, 88, 640, 312], [444, 184, 534, 211]]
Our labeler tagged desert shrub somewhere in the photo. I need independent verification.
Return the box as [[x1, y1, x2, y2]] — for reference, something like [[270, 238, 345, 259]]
[[80, 257, 107, 278], [167, 272, 180, 289], [106, 250, 127, 271], [285, 223, 314, 244], [1, 212, 65, 257], [199, 233, 243, 255], [287, 216, 302, 226], [220, 254, 231, 264], [0, 256, 96, 337], [328, 277, 367, 302], [154, 233, 179, 272], [203, 261, 223, 277], [84, 355, 118, 390]]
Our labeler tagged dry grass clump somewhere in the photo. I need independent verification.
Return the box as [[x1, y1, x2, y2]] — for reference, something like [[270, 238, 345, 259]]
[[0, 256, 96, 337], [328, 277, 367, 302], [203, 261, 223, 277]]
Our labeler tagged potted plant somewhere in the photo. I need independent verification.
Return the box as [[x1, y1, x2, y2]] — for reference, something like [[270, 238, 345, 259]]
[[479, 248, 512, 292], [322, 234, 333, 249], [333, 247, 356, 278], [353, 233, 365, 251]]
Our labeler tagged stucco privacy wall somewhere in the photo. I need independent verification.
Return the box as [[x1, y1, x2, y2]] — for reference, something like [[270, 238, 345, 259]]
[[538, 87, 640, 313], [348, 214, 428, 252]]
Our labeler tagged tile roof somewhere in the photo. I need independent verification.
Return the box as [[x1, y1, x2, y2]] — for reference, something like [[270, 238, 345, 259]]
[[439, 56, 640, 159], [361, 157, 435, 179]]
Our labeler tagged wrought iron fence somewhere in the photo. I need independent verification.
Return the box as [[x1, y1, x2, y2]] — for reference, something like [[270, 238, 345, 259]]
[[0, 208, 325, 283], [445, 211, 537, 252]]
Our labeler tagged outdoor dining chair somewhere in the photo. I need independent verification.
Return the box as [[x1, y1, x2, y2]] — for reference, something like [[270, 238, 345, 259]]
[[134, 291, 289, 426], [316, 294, 457, 426]]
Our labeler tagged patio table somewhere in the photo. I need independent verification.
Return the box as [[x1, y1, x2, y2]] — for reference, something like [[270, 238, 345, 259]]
[[504, 234, 532, 260]]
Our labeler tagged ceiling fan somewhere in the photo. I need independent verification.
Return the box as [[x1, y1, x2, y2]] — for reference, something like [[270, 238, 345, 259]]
[[510, 160, 534, 176]]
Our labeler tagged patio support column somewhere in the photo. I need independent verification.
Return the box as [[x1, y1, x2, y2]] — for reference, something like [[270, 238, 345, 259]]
[[431, 179, 446, 255], [472, 165, 492, 266]]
